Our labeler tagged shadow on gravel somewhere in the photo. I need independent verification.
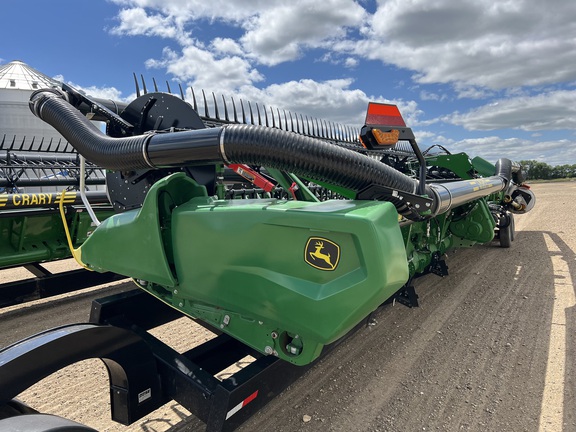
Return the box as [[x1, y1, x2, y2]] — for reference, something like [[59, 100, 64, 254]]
[[238, 230, 560, 432], [544, 231, 576, 430], [144, 403, 204, 432], [4, 230, 567, 432]]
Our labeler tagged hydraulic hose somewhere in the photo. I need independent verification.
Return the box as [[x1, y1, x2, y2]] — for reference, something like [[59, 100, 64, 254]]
[[30, 88, 419, 206], [494, 158, 512, 184], [29, 89, 152, 171], [30, 88, 518, 220], [220, 125, 418, 196]]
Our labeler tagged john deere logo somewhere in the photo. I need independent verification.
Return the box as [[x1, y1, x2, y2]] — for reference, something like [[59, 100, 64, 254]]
[[305, 237, 340, 271]]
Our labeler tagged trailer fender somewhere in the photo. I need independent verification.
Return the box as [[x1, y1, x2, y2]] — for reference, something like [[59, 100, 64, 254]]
[[0, 323, 163, 425]]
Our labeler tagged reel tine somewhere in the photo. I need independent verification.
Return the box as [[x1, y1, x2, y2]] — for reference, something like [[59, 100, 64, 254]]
[[222, 95, 229, 121], [191, 87, 198, 112], [139, 85, 358, 144], [277, 108, 283, 129], [133, 73, 141, 98], [256, 103, 262, 125], [240, 99, 247, 124], [248, 101, 255, 125], [152, 77, 158, 92], [202, 90, 209, 117], [283, 110, 289, 132], [231, 97, 239, 123], [270, 106, 276, 128], [212, 92, 220, 120], [140, 75, 147, 94], [264, 105, 269, 127], [349, 126, 356, 143]]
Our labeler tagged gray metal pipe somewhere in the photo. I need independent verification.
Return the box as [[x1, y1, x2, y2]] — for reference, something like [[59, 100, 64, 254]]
[[428, 176, 507, 216]]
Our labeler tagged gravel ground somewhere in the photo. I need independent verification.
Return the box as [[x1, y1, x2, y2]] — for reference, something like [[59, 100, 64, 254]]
[[1, 182, 574, 432]]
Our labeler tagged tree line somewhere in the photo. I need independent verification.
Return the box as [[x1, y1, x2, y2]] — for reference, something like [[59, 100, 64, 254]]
[[519, 160, 576, 180]]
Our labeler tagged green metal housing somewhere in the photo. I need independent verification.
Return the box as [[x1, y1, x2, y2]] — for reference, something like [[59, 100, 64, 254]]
[[79, 158, 503, 365], [0, 200, 113, 269], [80, 173, 410, 365]]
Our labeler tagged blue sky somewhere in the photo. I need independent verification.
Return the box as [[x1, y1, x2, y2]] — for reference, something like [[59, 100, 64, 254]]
[[2, 0, 576, 166]]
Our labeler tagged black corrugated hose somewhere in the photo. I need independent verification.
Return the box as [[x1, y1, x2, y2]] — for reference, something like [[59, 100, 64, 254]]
[[29, 89, 151, 171], [30, 88, 420, 214], [221, 124, 417, 197], [494, 158, 512, 184]]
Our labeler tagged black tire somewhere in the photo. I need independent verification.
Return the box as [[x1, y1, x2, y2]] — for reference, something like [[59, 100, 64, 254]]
[[0, 400, 38, 420], [0, 413, 97, 432], [499, 213, 513, 248], [510, 213, 515, 241]]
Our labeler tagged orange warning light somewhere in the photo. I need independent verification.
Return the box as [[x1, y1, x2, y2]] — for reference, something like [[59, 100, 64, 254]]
[[372, 128, 399, 146]]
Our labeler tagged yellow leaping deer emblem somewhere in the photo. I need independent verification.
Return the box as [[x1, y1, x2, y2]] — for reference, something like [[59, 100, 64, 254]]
[[305, 237, 340, 271]]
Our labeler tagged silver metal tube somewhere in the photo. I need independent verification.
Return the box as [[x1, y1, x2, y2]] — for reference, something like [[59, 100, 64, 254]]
[[428, 176, 506, 216]]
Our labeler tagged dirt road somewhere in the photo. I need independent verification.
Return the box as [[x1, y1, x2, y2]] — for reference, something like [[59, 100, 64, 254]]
[[1, 182, 574, 431]]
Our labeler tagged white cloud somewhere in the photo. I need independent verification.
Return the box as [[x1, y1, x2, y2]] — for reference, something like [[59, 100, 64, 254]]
[[111, 0, 366, 66], [109, 0, 576, 95], [110, 0, 269, 22], [53, 75, 131, 102], [145, 45, 263, 92], [447, 136, 576, 166], [103, 0, 576, 166], [447, 90, 576, 131], [110, 7, 189, 44], [233, 78, 422, 127], [344, 57, 359, 68], [419, 90, 448, 102], [240, 0, 366, 65], [211, 38, 244, 56], [356, 0, 576, 90]]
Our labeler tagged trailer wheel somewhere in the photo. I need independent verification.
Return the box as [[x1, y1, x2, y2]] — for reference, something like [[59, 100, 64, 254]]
[[499, 213, 513, 248], [510, 213, 515, 241], [0, 399, 38, 419], [0, 413, 97, 432]]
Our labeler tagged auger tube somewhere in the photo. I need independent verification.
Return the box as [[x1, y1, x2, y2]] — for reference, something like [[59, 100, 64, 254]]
[[29, 88, 514, 220]]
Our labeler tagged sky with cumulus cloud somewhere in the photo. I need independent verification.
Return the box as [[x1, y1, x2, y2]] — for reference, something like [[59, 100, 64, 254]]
[[1, 0, 575, 165]]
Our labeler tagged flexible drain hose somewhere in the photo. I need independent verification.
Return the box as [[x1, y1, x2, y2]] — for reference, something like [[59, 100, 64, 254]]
[[30, 88, 419, 203], [30, 89, 518, 220], [29, 89, 152, 171]]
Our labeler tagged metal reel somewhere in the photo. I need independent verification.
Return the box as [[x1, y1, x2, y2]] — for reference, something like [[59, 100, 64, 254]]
[[106, 92, 210, 211], [117, 92, 205, 135]]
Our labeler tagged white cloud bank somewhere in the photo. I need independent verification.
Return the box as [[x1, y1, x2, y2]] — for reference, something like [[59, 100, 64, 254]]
[[103, 0, 576, 164]]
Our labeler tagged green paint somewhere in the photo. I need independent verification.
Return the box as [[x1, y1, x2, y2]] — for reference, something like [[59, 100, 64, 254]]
[[0, 208, 114, 269], [79, 173, 409, 365]]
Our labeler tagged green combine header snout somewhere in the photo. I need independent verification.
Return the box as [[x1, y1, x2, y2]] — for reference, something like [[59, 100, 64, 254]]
[[80, 173, 409, 364], [27, 85, 535, 365]]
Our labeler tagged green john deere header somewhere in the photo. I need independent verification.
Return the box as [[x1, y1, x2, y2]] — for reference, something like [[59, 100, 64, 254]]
[[27, 84, 535, 365]]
